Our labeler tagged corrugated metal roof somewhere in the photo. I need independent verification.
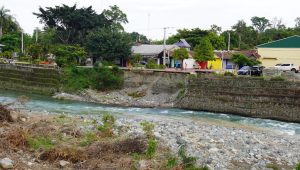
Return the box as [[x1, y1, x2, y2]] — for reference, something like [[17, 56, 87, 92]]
[[132, 45, 178, 56], [175, 39, 191, 48], [256, 35, 300, 48]]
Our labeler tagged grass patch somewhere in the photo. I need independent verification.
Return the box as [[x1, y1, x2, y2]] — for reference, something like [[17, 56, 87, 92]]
[[97, 114, 116, 137], [178, 145, 209, 170], [270, 76, 285, 81], [128, 91, 146, 98], [27, 136, 54, 150], [79, 132, 98, 147]]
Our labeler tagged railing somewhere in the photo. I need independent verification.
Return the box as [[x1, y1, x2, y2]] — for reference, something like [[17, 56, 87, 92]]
[[0, 63, 60, 70]]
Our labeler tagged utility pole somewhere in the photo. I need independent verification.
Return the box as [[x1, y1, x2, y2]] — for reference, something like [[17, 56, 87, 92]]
[[227, 32, 230, 51], [163, 27, 168, 65], [21, 31, 24, 54]]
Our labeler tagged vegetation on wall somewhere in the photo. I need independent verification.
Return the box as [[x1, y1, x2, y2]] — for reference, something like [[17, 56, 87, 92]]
[[62, 66, 123, 92]]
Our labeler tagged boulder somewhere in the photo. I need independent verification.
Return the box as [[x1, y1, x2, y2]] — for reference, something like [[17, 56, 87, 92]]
[[0, 158, 14, 169], [59, 160, 70, 167]]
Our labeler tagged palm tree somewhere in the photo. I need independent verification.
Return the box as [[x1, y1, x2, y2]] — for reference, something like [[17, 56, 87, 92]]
[[0, 6, 11, 37]]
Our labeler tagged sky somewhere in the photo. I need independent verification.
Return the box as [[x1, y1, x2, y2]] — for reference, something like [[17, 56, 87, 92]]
[[2, 0, 300, 40]]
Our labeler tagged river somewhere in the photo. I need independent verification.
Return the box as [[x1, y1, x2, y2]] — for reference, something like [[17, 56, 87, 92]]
[[0, 89, 299, 135]]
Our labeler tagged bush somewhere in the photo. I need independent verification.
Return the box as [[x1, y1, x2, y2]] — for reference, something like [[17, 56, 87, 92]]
[[146, 59, 166, 69], [140, 121, 155, 139], [224, 71, 235, 76], [131, 54, 142, 66], [27, 136, 54, 150], [92, 66, 124, 91], [270, 76, 285, 81], [128, 91, 146, 98], [295, 163, 300, 170], [97, 114, 116, 137], [178, 145, 208, 170], [145, 139, 157, 159], [62, 65, 124, 92]]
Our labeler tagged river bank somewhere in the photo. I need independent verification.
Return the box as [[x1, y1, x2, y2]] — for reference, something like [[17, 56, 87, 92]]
[[1, 110, 299, 170]]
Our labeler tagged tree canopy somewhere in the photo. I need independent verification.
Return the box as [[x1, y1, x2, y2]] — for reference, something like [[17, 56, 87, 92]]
[[172, 48, 189, 61], [194, 38, 214, 62]]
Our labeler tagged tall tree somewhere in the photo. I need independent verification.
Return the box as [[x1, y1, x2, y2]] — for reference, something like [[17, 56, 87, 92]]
[[232, 20, 258, 50], [85, 27, 131, 62], [172, 48, 189, 61], [102, 5, 128, 31], [194, 38, 214, 62], [295, 17, 300, 28], [0, 6, 20, 37], [251, 16, 270, 32], [270, 17, 286, 29], [34, 4, 110, 44]]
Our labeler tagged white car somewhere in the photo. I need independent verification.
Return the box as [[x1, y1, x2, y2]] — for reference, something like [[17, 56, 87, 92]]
[[274, 63, 299, 73]]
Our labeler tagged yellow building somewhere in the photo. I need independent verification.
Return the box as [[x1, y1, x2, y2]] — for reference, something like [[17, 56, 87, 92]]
[[207, 56, 222, 70], [257, 35, 300, 68]]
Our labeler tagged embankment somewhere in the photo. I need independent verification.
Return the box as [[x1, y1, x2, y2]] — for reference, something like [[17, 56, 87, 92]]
[[0, 64, 61, 94], [0, 65, 299, 122]]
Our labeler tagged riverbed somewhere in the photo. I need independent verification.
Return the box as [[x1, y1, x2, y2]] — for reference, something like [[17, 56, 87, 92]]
[[1, 90, 300, 169]]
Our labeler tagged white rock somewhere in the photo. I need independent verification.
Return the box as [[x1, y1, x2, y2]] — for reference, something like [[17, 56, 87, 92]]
[[0, 158, 14, 169], [59, 160, 70, 167], [209, 147, 219, 153]]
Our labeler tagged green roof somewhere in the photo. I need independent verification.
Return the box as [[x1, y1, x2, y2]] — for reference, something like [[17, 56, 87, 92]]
[[256, 35, 300, 48]]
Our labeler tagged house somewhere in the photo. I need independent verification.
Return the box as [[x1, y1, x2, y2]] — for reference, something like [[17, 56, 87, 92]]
[[208, 50, 261, 70], [131, 39, 193, 68], [131, 44, 179, 65], [256, 35, 300, 68]]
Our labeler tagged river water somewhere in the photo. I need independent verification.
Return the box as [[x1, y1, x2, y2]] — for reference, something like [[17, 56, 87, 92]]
[[0, 89, 299, 135]]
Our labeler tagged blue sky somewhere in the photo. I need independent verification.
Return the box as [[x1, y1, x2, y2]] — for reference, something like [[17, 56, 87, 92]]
[[2, 0, 300, 40]]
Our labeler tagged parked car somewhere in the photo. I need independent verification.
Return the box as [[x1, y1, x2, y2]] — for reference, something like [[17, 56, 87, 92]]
[[274, 63, 299, 73], [237, 66, 264, 76]]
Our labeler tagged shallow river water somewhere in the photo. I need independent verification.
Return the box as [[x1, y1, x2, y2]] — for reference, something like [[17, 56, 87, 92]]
[[0, 89, 299, 135]]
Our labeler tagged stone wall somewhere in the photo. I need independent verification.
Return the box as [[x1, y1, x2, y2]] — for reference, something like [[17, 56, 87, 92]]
[[0, 64, 61, 94], [177, 75, 300, 123]]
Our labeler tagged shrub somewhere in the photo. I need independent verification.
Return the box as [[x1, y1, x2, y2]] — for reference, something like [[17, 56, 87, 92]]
[[131, 54, 142, 66], [266, 163, 279, 170], [224, 71, 235, 76], [145, 138, 157, 159], [97, 114, 116, 137], [295, 163, 300, 170], [27, 136, 54, 150], [146, 59, 166, 69], [270, 76, 285, 81], [178, 145, 208, 170], [165, 155, 178, 169], [79, 132, 98, 147], [128, 91, 146, 98], [140, 121, 155, 139], [62, 65, 124, 92], [92, 66, 124, 91]]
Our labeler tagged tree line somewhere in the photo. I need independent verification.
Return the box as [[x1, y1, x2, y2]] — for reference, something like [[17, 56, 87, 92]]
[[0, 4, 300, 67]]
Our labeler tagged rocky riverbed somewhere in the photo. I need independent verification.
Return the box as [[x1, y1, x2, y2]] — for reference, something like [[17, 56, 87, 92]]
[[75, 112, 300, 170]]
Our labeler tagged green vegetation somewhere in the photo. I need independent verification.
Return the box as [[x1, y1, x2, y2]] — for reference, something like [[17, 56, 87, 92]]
[[173, 48, 189, 61], [194, 38, 215, 62], [79, 132, 98, 147], [97, 114, 116, 137], [146, 59, 166, 69], [178, 145, 209, 170], [131, 54, 142, 66], [224, 71, 235, 76], [27, 136, 54, 150], [51, 45, 86, 67], [145, 138, 157, 159], [230, 53, 261, 68], [128, 91, 146, 98], [295, 163, 300, 170], [266, 163, 279, 170], [270, 76, 285, 81], [62, 66, 123, 92], [140, 121, 155, 139]]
